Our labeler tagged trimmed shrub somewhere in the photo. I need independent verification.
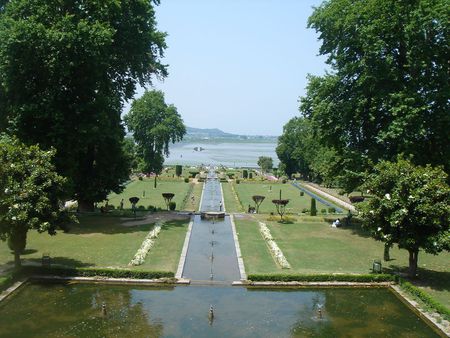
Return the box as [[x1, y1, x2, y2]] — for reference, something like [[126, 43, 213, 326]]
[[349, 196, 365, 203], [242, 169, 248, 179], [281, 178, 287, 184], [138, 176, 143, 181], [328, 207, 336, 213], [310, 198, 317, 216], [321, 209, 327, 214], [300, 191, 304, 196], [301, 208, 309, 213], [169, 201, 176, 211], [175, 165, 182, 177], [236, 179, 240, 184], [249, 172, 253, 179], [248, 273, 395, 283], [184, 177, 189, 183], [137, 205, 145, 210]]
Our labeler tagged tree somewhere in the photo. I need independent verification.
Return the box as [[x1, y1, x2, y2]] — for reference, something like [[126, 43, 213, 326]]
[[257, 156, 273, 173], [310, 198, 317, 216], [0, 0, 168, 210], [272, 199, 290, 221], [162, 193, 175, 211], [0, 136, 74, 268], [125, 90, 186, 187], [302, 0, 450, 192], [175, 165, 182, 177], [359, 158, 450, 277], [252, 195, 265, 214]]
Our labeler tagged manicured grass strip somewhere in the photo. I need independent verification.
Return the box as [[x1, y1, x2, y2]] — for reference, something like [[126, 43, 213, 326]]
[[234, 182, 330, 214], [137, 220, 189, 272], [235, 219, 278, 274], [106, 179, 192, 210], [222, 182, 242, 213], [399, 280, 450, 320], [248, 273, 395, 282], [20, 266, 173, 279]]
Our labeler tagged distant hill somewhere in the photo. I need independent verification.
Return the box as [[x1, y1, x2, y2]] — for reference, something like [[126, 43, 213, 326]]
[[184, 127, 277, 142]]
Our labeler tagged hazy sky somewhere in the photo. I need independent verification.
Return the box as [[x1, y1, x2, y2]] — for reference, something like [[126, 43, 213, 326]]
[[127, 0, 327, 136]]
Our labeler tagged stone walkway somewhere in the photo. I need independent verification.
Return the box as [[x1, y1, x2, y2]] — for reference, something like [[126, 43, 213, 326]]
[[300, 182, 356, 212]]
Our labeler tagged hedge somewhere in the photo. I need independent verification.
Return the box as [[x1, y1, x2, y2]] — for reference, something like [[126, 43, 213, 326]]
[[399, 280, 450, 320], [20, 266, 174, 280], [248, 273, 395, 283]]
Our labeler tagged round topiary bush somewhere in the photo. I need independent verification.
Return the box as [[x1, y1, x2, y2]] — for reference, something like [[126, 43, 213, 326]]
[[169, 201, 176, 210]]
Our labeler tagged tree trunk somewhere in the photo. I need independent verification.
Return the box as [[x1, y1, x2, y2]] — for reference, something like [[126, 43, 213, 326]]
[[154, 175, 157, 188], [78, 200, 94, 212], [408, 249, 419, 278], [14, 249, 21, 269], [383, 243, 390, 261]]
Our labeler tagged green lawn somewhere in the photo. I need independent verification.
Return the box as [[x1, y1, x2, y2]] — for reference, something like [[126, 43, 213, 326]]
[[234, 182, 331, 214], [0, 214, 190, 273], [105, 178, 193, 210], [222, 182, 243, 213], [235, 216, 450, 309]]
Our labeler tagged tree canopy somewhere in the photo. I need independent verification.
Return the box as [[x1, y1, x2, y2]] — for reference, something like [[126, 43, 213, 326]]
[[278, 0, 449, 192], [0, 135, 74, 267], [0, 0, 167, 209], [125, 90, 186, 175], [359, 158, 450, 277], [257, 156, 273, 173]]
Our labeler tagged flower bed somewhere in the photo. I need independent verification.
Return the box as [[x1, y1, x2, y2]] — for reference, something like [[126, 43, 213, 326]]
[[129, 222, 163, 266], [259, 222, 291, 269]]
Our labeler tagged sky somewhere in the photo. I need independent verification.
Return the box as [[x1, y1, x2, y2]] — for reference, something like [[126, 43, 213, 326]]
[[126, 0, 328, 136]]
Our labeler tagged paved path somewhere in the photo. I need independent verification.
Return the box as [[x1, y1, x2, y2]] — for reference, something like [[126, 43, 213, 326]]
[[299, 182, 356, 212]]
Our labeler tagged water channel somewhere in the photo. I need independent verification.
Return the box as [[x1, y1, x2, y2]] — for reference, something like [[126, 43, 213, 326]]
[[181, 170, 240, 282]]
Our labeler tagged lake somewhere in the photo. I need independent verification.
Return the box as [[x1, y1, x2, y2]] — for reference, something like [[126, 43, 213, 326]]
[[166, 141, 279, 168]]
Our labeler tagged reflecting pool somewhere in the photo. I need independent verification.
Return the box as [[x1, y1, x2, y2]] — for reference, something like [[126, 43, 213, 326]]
[[0, 283, 440, 337]]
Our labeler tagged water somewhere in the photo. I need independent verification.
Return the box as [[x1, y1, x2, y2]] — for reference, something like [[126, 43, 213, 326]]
[[182, 171, 240, 281], [0, 283, 440, 338], [166, 142, 279, 167]]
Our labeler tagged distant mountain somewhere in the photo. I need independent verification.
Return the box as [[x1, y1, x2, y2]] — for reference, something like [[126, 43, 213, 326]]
[[182, 126, 278, 143], [186, 127, 237, 138]]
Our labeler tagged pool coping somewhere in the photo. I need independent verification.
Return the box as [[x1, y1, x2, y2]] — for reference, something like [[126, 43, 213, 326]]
[[175, 217, 194, 279]]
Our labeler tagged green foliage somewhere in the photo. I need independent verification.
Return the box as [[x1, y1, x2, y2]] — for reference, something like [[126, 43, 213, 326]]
[[249, 172, 253, 179], [125, 90, 186, 175], [242, 169, 248, 179], [257, 156, 273, 172], [399, 280, 450, 320], [310, 198, 317, 216], [248, 273, 395, 282], [0, 0, 167, 208], [175, 165, 182, 177], [359, 158, 450, 277], [236, 179, 240, 184], [301, 0, 450, 191], [168, 201, 176, 211], [0, 136, 75, 267], [184, 177, 189, 183], [21, 266, 174, 280]]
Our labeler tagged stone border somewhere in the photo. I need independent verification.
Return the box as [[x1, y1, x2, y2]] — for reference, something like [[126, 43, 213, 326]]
[[220, 182, 226, 212], [300, 182, 356, 212], [390, 285, 450, 337], [198, 179, 206, 212], [230, 214, 247, 280], [30, 275, 190, 285], [175, 217, 194, 279], [0, 279, 27, 303]]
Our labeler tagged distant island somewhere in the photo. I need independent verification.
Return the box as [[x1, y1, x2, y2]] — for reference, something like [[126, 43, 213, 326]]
[[184, 126, 278, 143]]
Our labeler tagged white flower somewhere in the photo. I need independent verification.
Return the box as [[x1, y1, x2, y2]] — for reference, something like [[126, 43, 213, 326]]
[[369, 210, 374, 215], [11, 216, 16, 221], [4, 188, 10, 194], [385, 193, 391, 200], [259, 222, 290, 269], [13, 204, 19, 209], [129, 222, 163, 266], [377, 227, 382, 231]]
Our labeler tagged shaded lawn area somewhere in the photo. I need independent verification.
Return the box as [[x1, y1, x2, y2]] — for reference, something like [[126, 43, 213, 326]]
[[235, 216, 450, 309], [105, 179, 192, 210], [222, 182, 243, 213], [0, 215, 189, 273], [234, 182, 330, 214]]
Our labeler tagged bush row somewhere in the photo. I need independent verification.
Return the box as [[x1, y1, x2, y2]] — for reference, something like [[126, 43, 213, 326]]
[[20, 266, 174, 280], [399, 280, 450, 320], [248, 273, 395, 283]]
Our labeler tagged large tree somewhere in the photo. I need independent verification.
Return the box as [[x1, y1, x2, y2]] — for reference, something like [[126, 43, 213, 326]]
[[0, 135, 74, 268], [302, 0, 449, 192], [359, 158, 450, 277], [0, 0, 167, 210], [125, 90, 185, 177], [257, 156, 273, 173]]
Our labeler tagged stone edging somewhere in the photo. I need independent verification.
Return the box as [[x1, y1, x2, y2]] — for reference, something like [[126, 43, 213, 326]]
[[32, 275, 191, 285], [300, 182, 356, 212], [220, 182, 226, 212], [198, 179, 206, 211], [237, 281, 394, 287], [230, 214, 247, 280], [0, 279, 27, 303], [390, 285, 450, 337], [175, 217, 194, 279]]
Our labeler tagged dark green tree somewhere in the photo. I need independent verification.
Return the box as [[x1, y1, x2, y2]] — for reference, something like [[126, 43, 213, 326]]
[[359, 158, 450, 277], [310, 198, 317, 216], [175, 165, 182, 177], [0, 136, 75, 268], [0, 0, 167, 210], [303, 0, 450, 192], [257, 156, 273, 173]]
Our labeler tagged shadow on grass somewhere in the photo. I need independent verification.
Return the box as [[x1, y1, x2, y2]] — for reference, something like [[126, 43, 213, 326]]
[[1, 257, 95, 271], [386, 265, 450, 292]]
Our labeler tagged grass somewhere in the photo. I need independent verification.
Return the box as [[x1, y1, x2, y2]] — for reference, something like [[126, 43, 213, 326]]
[[105, 178, 193, 210], [234, 182, 331, 214], [235, 216, 450, 309], [0, 214, 189, 273], [222, 182, 243, 213]]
